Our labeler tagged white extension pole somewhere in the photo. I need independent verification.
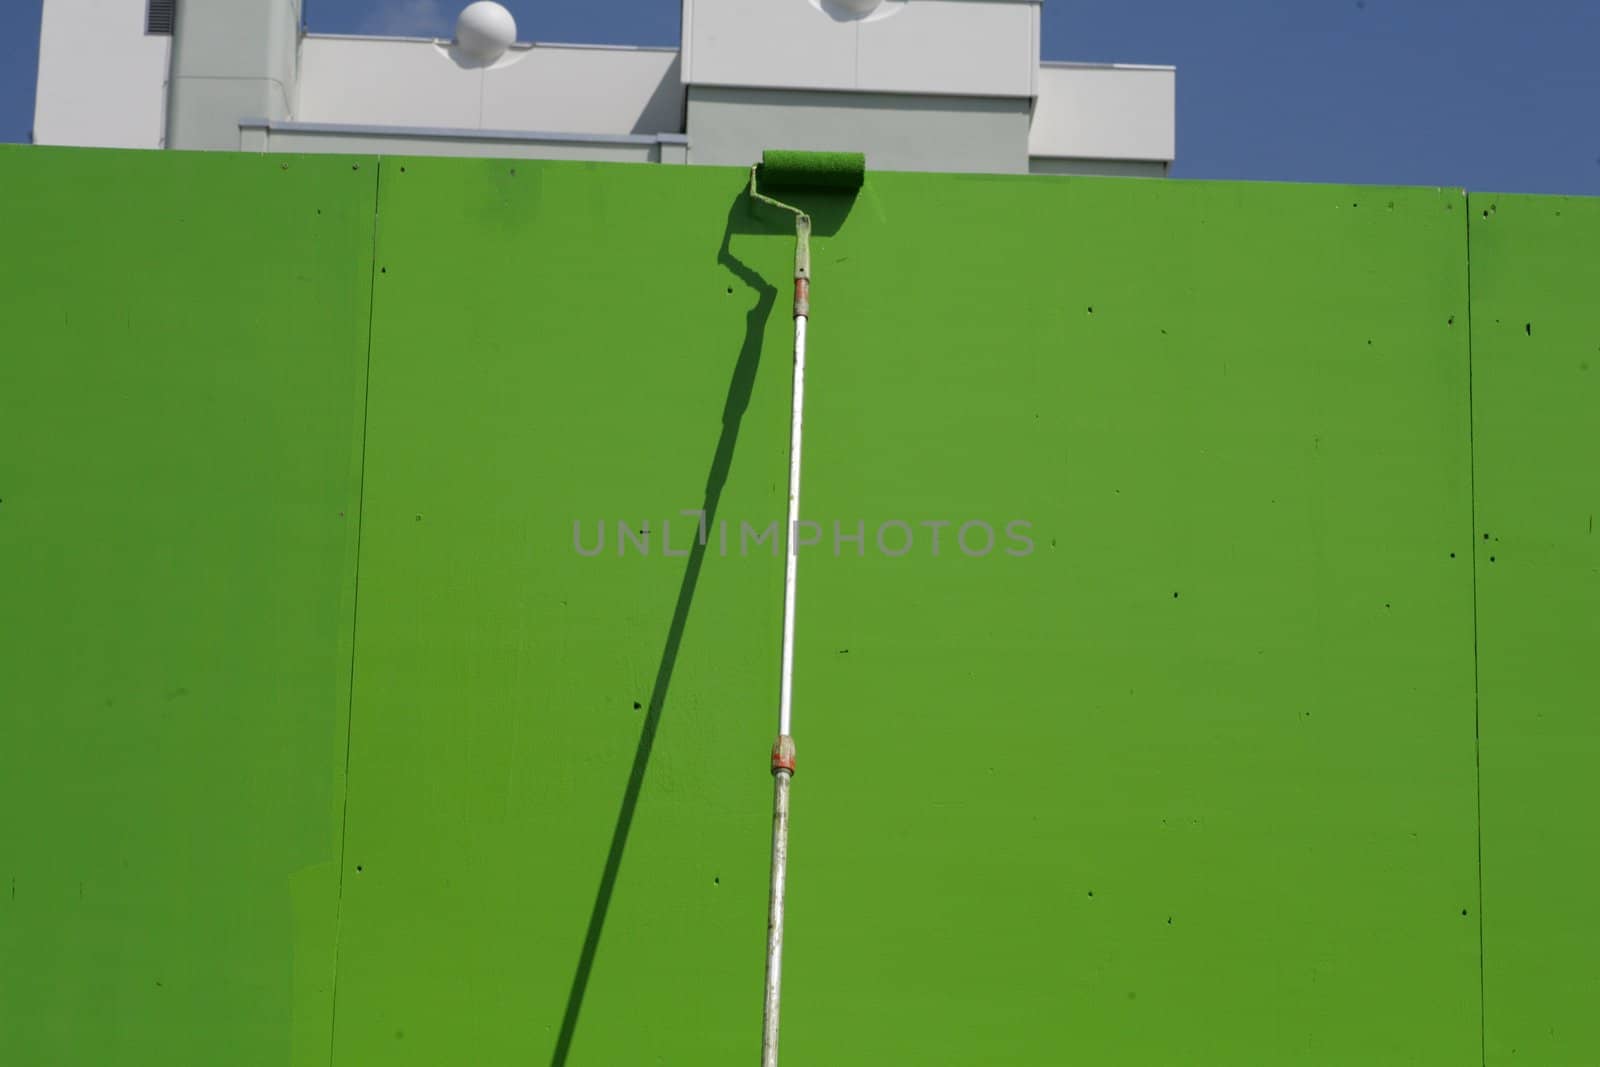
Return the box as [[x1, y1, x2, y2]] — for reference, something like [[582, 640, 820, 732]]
[[762, 220, 810, 1067], [778, 312, 806, 739]]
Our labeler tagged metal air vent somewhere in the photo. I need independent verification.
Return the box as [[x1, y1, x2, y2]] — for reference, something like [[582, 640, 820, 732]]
[[147, 0, 176, 35]]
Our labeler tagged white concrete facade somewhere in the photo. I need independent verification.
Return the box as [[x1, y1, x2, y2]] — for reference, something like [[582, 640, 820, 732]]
[[166, 0, 300, 149], [34, 0, 169, 148], [33, 0, 1175, 176], [686, 87, 1031, 173], [1030, 62, 1176, 170], [681, 0, 1038, 98], [297, 37, 683, 138]]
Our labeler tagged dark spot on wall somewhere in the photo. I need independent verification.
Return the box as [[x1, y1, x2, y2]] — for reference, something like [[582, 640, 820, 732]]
[[632, 701, 642, 711], [1526, 323, 1533, 336], [356, 865, 364, 874]]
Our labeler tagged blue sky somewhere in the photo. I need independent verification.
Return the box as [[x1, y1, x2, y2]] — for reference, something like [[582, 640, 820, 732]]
[[3, 0, 1597, 194]]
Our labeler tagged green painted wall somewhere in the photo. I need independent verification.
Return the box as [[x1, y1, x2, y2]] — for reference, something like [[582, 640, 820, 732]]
[[0, 149, 376, 1064], [1469, 193, 1600, 1065], [0, 145, 1593, 1064], [328, 158, 794, 1066], [796, 176, 1478, 1066]]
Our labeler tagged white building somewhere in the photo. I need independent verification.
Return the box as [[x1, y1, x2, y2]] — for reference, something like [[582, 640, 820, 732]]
[[33, 0, 1175, 176]]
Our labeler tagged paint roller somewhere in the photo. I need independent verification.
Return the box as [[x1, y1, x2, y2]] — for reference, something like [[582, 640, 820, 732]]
[[747, 148, 865, 1067]]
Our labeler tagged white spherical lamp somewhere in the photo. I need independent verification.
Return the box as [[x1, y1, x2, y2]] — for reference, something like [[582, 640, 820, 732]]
[[830, 0, 883, 14], [455, 2, 517, 63]]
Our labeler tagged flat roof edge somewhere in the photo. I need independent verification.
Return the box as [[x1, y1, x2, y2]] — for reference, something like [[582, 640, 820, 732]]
[[240, 119, 689, 147], [1028, 152, 1174, 164], [302, 34, 679, 54], [686, 81, 1032, 102], [1039, 61, 1176, 72]]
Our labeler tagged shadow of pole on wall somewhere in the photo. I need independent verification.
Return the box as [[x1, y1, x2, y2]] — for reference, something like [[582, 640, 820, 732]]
[[547, 195, 778, 1067]]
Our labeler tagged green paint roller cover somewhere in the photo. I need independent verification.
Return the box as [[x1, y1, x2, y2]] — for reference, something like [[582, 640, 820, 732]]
[[760, 150, 867, 190]]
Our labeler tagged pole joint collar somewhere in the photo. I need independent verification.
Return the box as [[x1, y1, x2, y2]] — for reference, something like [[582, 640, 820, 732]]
[[771, 735, 797, 776]]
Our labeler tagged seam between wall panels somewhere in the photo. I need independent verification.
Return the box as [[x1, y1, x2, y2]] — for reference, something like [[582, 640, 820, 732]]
[[853, 20, 860, 88], [326, 157, 385, 1067], [1464, 192, 1488, 1067]]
